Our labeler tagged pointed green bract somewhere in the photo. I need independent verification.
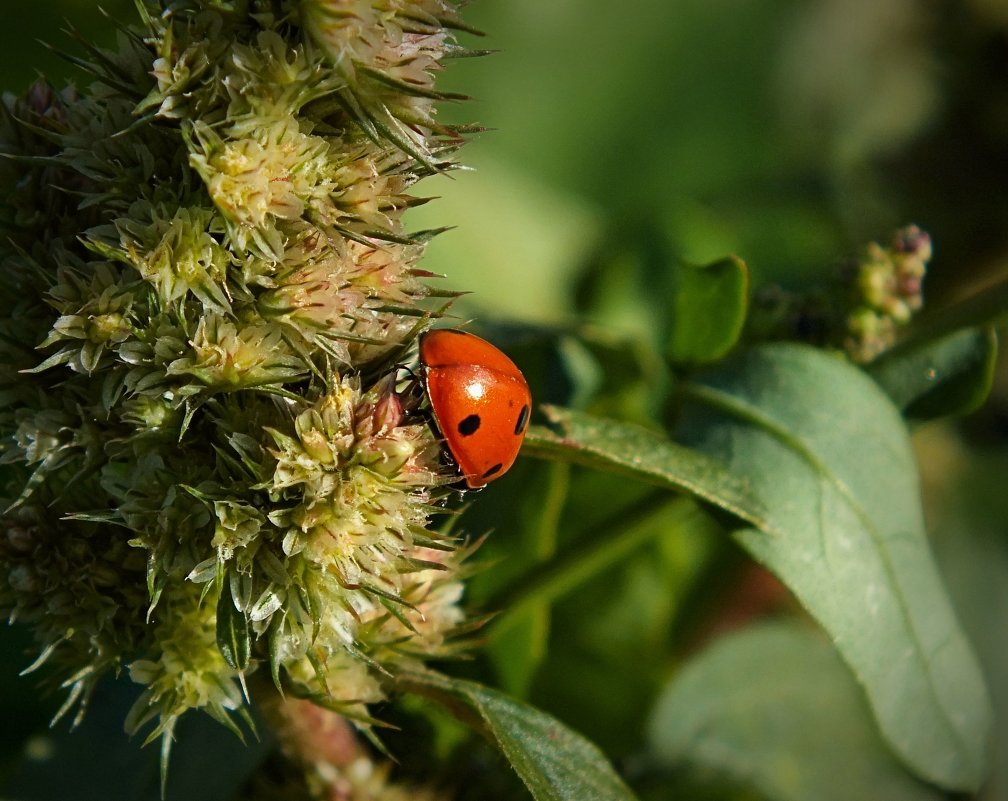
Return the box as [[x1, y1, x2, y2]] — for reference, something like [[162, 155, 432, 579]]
[[216, 578, 250, 672], [678, 343, 992, 791]]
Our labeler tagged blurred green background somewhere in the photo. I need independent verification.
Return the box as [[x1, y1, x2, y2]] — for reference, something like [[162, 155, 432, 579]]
[[2, 1, 1007, 799]]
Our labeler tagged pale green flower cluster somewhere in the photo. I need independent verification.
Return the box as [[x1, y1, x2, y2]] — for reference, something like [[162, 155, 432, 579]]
[[0, 0, 478, 752], [845, 224, 930, 362], [748, 224, 930, 361]]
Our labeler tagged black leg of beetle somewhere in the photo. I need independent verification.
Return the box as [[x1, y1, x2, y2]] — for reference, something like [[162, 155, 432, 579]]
[[514, 404, 530, 435], [395, 364, 428, 419]]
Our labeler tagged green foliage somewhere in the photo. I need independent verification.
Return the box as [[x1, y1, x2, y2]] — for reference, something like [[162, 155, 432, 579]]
[[666, 256, 749, 365], [1, 2, 1007, 801], [869, 327, 998, 418], [678, 344, 991, 790], [523, 405, 767, 529], [399, 670, 638, 801], [647, 622, 945, 801]]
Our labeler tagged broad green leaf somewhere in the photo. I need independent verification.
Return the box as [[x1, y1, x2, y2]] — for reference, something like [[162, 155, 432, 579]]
[[647, 622, 945, 801], [926, 438, 1008, 801], [937, 525, 1008, 801], [523, 405, 769, 532], [216, 582, 250, 671], [678, 343, 991, 791], [397, 670, 639, 801], [868, 327, 997, 418], [667, 255, 748, 365]]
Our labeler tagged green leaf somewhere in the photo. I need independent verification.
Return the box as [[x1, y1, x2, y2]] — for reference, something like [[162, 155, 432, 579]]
[[868, 327, 997, 419], [666, 255, 749, 364], [216, 581, 250, 672], [929, 460, 1008, 801], [523, 405, 769, 532], [677, 343, 992, 791], [397, 670, 639, 801], [647, 622, 945, 801]]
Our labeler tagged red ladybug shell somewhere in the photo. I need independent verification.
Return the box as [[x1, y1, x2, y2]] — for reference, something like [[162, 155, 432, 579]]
[[419, 329, 531, 489]]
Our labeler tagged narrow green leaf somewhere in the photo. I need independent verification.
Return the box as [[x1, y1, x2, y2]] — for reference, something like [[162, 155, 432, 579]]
[[489, 494, 699, 630], [666, 255, 749, 364], [487, 462, 569, 697], [678, 343, 992, 791], [868, 326, 997, 419], [397, 670, 639, 801], [523, 405, 769, 532], [267, 614, 286, 695], [216, 581, 250, 672], [488, 608, 550, 699], [648, 622, 945, 801]]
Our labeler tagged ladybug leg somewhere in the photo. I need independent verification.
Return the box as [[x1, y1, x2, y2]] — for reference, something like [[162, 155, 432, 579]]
[[420, 409, 470, 488], [393, 363, 428, 417]]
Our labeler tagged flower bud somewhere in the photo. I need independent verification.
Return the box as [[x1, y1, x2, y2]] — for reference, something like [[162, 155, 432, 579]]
[[371, 378, 405, 434]]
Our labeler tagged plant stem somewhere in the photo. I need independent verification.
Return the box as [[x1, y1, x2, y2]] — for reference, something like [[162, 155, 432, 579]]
[[892, 274, 1008, 355], [488, 492, 700, 632]]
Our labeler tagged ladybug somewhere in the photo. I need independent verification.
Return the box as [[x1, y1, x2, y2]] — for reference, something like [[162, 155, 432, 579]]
[[419, 328, 531, 489]]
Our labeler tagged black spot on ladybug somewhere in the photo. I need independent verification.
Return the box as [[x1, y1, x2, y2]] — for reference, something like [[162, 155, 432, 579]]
[[458, 414, 481, 436], [514, 404, 530, 435], [482, 463, 503, 479]]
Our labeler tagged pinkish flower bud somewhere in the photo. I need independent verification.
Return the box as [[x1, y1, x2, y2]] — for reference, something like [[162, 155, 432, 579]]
[[371, 382, 405, 434]]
